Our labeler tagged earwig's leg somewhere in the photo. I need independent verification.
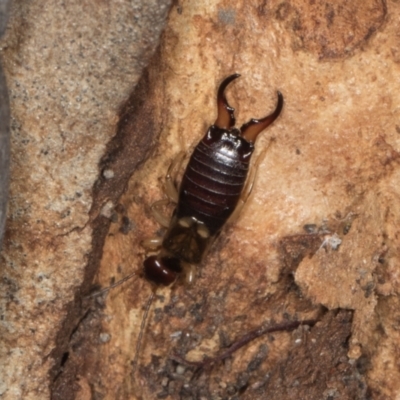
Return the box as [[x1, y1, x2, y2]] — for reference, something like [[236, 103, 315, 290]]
[[141, 236, 163, 251], [150, 199, 171, 228], [165, 151, 185, 203], [150, 152, 185, 227], [182, 262, 197, 285]]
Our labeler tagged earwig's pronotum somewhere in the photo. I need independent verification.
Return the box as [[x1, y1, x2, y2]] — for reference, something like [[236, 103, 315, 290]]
[[95, 74, 288, 371]]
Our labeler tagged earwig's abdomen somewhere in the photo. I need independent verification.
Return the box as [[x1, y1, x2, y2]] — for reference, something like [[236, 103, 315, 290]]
[[177, 126, 254, 236], [162, 126, 254, 264]]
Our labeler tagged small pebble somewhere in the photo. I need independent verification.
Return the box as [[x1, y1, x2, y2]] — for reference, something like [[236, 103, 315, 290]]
[[99, 333, 111, 343]]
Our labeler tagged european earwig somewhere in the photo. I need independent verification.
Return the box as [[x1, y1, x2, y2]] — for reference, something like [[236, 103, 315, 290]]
[[143, 73, 283, 287], [93, 74, 285, 371], [124, 73, 284, 369]]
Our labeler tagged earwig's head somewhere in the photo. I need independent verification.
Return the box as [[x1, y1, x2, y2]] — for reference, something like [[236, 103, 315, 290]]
[[143, 255, 182, 286], [215, 74, 284, 143]]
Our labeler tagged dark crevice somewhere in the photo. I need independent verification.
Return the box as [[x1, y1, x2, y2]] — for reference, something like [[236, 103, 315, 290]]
[[49, 56, 165, 399]]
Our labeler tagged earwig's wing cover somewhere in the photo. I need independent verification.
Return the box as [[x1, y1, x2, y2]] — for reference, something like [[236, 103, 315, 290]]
[[240, 91, 284, 143], [215, 74, 240, 129]]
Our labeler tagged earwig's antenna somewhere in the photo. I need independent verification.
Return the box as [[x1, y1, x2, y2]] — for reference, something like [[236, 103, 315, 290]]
[[84, 269, 155, 375], [85, 271, 138, 299], [132, 290, 156, 374]]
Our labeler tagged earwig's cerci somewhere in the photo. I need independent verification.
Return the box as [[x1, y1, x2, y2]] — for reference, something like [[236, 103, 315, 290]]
[[144, 74, 283, 286]]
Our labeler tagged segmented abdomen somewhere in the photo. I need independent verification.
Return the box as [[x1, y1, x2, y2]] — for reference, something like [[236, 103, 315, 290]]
[[176, 138, 251, 236]]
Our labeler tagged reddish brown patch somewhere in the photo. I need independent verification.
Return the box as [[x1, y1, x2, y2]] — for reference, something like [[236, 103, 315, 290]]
[[242, 310, 368, 399], [279, 233, 324, 274], [272, 0, 387, 59]]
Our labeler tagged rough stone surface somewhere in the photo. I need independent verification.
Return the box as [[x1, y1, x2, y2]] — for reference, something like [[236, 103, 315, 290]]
[[0, 0, 10, 249], [0, 0, 10, 37], [78, 0, 398, 399], [2, 0, 400, 399], [242, 311, 367, 399], [0, 65, 9, 250], [0, 0, 171, 399]]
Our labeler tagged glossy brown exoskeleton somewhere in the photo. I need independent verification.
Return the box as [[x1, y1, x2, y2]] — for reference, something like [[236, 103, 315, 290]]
[[144, 74, 283, 286]]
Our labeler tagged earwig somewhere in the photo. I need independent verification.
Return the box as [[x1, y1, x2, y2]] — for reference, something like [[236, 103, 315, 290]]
[[143, 74, 283, 286], [94, 74, 285, 371], [127, 74, 284, 369]]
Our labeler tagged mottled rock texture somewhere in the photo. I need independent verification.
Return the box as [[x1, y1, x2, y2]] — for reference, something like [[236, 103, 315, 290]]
[[0, 0, 170, 398], [2, 0, 400, 399], [0, 0, 10, 249]]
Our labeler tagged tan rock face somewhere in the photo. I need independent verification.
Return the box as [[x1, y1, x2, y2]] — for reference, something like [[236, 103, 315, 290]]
[[1, 0, 400, 399], [0, 0, 170, 399], [0, 0, 10, 248]]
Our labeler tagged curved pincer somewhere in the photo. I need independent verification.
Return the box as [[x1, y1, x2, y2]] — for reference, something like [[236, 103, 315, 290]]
[[240, 91, 284, 143], [214, 73, 241, 129]]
